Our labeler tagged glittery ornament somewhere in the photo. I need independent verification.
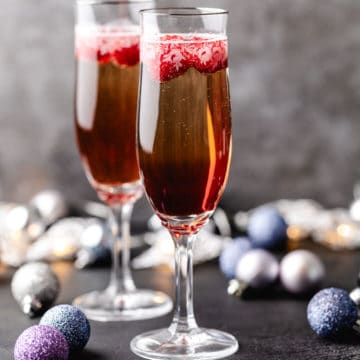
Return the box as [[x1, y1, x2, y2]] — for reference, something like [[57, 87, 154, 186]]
[[280, 250, 325, 294], [11, 262, 60, 317], [40, 304, 90, 353], [14, 325, 69, 360], [248, 207, 287, 249], [235, 249, 279, 288], [219, 237, 251, 279], [307, 288, 358, 337]]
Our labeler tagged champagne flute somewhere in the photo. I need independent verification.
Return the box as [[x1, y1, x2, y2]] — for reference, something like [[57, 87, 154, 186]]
[[131, 7, 238, 359], [73, 0, 172, 322]]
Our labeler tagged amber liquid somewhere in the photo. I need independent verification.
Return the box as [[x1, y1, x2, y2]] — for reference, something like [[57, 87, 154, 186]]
[[75, 59, 140, 202], [138, 67, 232, 217]]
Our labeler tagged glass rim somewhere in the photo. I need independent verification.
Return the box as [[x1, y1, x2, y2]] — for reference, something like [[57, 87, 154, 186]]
[[140, 7, 229, 16], [77, 0, 152, 5]]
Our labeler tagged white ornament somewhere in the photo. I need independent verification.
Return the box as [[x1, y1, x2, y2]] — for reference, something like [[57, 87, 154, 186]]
[[280, 250, 325, 294], [235, 249, 279, 288]]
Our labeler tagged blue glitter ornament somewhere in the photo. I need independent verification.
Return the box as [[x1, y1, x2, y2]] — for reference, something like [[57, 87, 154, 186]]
[[307, 288, 358, 337], [14, 325, 69, 360], [40, 304, 90, 353], [219, 237, 251, 278], [248, 207, 287, 249]]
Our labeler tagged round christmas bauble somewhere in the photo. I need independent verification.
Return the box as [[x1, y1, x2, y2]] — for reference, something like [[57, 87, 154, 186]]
[[219, 237, 251, 279], [40, 304, 90, 353], [280, 250, 325, 294], [11, 262, 60, 317], [307, 288, 358, 337], [248, 207, 287, 249], [235, 249, 279, 288], [30, 190, 67, 226], [14, 325, 68, 360], [350, 287, 360, 306]]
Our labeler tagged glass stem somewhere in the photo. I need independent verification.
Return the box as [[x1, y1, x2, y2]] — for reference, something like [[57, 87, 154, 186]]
[[169, 233, 198, 334], [108, 203, 136, 293]]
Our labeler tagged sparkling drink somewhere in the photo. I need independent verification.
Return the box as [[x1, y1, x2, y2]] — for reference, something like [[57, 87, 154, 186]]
[[73, 2, 173, 323], [138, 35, 232, 218], [75, 27, 141, 204], [131, 9, 238, 359]]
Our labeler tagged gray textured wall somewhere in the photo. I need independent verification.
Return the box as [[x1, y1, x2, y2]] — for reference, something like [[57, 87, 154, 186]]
[[1, 0, 360, 219]]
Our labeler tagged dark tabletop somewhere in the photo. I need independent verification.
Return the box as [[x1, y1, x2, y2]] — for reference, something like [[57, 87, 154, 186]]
[[0, 245, 359, 360]]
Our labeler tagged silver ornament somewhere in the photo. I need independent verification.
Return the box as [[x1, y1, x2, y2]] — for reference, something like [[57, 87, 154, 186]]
[[26, 217, 97, 262], [76, 222, 111, 269], [11, 262, 60, 317], [0, 204, 46, 267], [350, 287, 360, 306], [212, 208, 232, 237], [30, 190, 68, 225], [350, 199, 360, 222], [80, 221, 108, 248], [235, 249, 279, 288], [75, 245, 111, 269], [280, 250, 325, 294]]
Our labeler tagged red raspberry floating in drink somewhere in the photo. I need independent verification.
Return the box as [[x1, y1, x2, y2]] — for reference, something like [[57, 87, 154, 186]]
[[75, 25, 140, 67], [141, 34, 228, 82]]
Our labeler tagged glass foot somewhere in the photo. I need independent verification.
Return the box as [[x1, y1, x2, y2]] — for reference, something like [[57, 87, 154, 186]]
[[72, 288, 173, 322], [130, 327, 239, 359]]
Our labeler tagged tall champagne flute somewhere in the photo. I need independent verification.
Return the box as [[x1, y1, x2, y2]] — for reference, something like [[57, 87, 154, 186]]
[[73, 0, 172, 322], [131, 7, 238, 359]]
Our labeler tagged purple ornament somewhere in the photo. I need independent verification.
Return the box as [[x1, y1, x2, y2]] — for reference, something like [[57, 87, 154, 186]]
[[14, 325, 69, 360]]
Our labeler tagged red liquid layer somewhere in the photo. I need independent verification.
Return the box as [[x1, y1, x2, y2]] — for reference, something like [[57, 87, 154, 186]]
[[75, 27, 141, 204], [138, 35, 231, 217]]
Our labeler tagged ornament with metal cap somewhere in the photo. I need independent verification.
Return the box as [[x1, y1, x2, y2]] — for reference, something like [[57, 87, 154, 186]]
[[30, 189, 68, 226], [11, 262, 60, 317], [228, 249, 279, 297]]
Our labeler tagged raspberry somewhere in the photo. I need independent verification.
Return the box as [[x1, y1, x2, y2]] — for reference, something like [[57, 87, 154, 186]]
[[141, 34, 228, 82], [97, 50, 112, 64], [75, 26, 140, 67], [113, 43, 139, 67]]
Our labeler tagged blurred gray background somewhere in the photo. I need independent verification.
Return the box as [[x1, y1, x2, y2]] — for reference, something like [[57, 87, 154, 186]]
[[1, 0, 360, 220]]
